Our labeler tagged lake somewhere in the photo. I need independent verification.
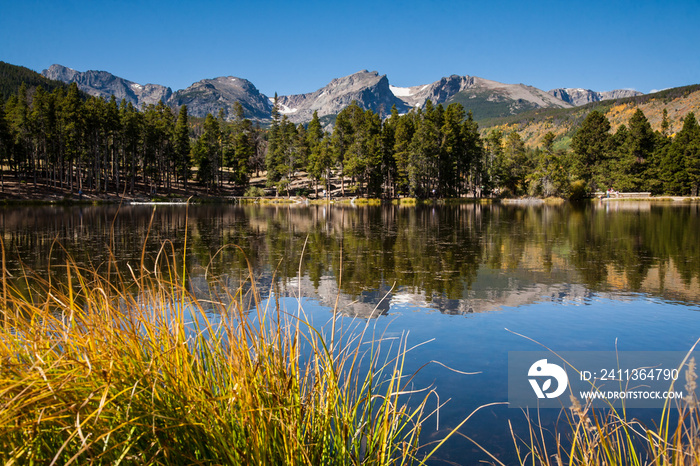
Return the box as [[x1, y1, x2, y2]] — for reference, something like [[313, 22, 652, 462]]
[[2, 200, 700, 464]]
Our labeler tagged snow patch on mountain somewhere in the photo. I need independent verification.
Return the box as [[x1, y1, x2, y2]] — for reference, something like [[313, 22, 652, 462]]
[[278, 103, 298, 114], [389, 85, 414, 97]]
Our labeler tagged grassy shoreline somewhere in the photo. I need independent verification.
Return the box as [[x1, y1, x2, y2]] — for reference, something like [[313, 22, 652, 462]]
[[0, 241, 443, 464], [2, 176, 700, 206]]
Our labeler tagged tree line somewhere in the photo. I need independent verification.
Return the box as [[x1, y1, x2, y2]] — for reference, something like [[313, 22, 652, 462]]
[[0, 83, 265, 195], [265, 97, 485, 198], [569, 108, 700, 196], [264, 99, 700, 198], [1, 81, 699, 198]]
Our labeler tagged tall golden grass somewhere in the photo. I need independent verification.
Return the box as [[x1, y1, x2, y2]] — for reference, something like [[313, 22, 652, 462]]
[[0, 227, 441, 464]]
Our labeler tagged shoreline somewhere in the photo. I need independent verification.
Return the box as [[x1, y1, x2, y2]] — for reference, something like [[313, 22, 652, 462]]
[[1, 180, 699, 205]]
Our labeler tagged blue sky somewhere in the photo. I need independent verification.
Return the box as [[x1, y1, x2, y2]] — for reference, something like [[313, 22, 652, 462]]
[[1, 0, 698, 96]]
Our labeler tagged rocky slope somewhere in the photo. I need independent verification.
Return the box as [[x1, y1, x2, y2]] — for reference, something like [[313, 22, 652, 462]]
[[548, 87, 643, 106], [481, 85, 700, 149], [276, 70, 410, 122], [169, 76, 272, 120], [391, 74, 573, 119], [42, 64, 172, 108], [389, 75, 468, 108]]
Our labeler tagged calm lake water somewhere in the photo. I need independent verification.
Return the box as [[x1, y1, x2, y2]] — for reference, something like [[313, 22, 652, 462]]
[[2, 201, 700, 464]]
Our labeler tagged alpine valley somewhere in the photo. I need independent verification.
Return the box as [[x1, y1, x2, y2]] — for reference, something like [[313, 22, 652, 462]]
[[41, 64, 642, 124]]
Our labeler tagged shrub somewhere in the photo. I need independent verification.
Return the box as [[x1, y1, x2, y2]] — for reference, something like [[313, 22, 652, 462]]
[[568, 180, 589, 201], [244, 185, 266, 197]]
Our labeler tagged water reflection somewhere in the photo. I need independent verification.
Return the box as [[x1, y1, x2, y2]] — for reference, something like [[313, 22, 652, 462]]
[[1, 202, 699, 313], [3, 201, 700, 464]]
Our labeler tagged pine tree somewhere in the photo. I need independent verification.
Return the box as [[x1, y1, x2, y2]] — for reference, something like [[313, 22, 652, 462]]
[[608, 124, 632, 191], [81, 96, 106, 192], [265, 93, 284, 190], [408, 101, 440, 197], [501, 131, 528, 195], [461, 111, 484, 197], [30, 86, 57, 187], [623, 109, 655, 190], [392, 110, 415, 197], [174, 105, 191, 189], [342, 105, 381, 197], [332, 104, 355, 197], [120, 100, 142, 194], [571, 110, 611, 191], [648, 117, 672, 195], [141, 102, 174, 194], [224, 102, 254, 187], [0, 96, 9, 191], [277, 117, 299, 196], [484, 129, 503, 195], [105, 95, 121, 193], [359, 109, 383, 197], [5, 84, 31, 183], [441, 103, 465, 196], [661, 113, 699, 195], [231, 129, 253, 186], [305, 111, 325, 197], [59, 82, 84, 193], [195, 113, 221, 193], [380, 106, 399, 197], [678, 113, 700, 195], [661, 108, 670, 137]]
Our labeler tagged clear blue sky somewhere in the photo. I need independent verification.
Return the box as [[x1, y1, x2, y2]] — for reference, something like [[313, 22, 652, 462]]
[[1, 0, 698, 97]]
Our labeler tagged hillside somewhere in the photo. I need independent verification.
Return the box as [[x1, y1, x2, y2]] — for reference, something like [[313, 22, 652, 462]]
[[480, 84, 700, 149], [0, 61, 71, 99]]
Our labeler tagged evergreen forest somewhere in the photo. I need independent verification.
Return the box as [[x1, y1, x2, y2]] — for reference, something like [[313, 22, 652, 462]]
[[1, 81, 700, 199]]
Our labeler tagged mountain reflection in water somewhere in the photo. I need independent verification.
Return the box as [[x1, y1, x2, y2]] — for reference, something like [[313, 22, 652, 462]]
[[1, 201, 699, 313]]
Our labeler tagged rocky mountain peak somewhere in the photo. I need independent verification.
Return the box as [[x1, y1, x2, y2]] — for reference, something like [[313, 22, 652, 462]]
[[42, 64, 172, 108], [548, 87, 644, 106], [276, 70, 409, 123], [390, 74, 572, 117], [43, 64, 79, 82], [170, 76, 271, 120]]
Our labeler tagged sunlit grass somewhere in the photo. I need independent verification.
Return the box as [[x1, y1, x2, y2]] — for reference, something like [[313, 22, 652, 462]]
[[543, 197, 566, 205], [351, 198, 383, 206], [394, 198, 417, 206], [0, 235, 440, 464]]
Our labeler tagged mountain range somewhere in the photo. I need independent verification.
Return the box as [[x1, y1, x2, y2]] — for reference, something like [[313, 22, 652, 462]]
[[548, 87, 642, 106], [42, 64, 643, 123]]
